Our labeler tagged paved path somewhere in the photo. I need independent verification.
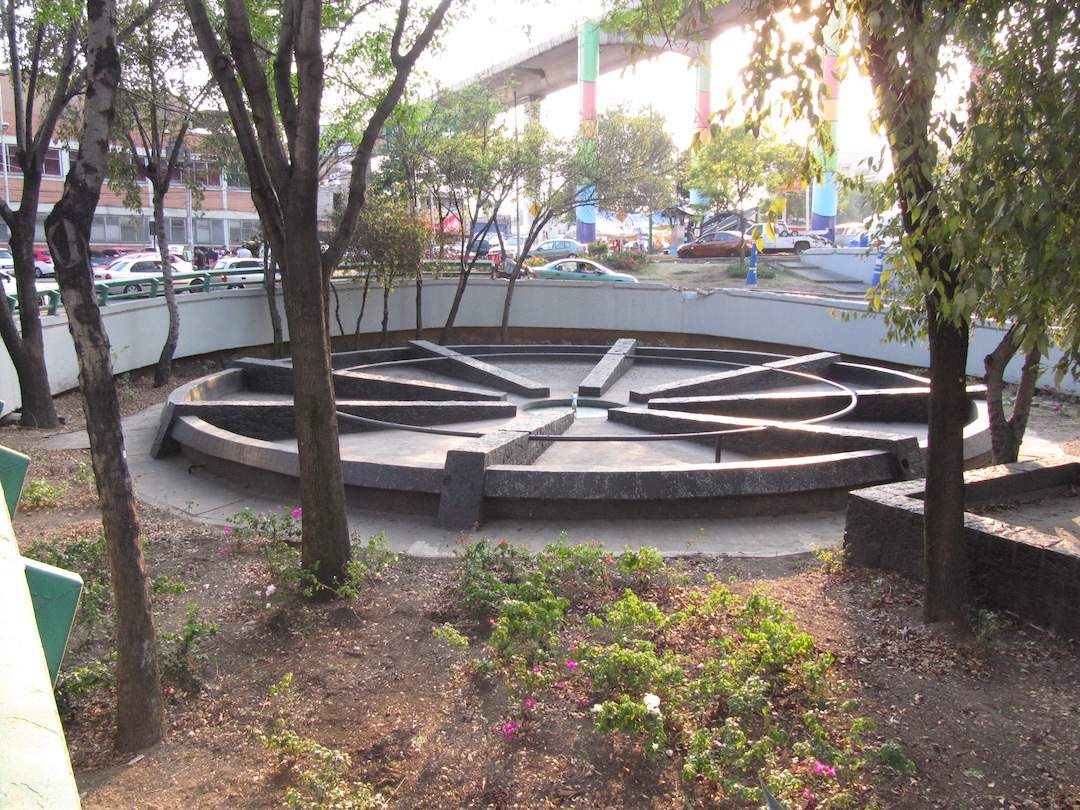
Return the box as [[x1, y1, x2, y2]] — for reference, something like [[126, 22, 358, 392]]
[[48, 404, 853, 558]]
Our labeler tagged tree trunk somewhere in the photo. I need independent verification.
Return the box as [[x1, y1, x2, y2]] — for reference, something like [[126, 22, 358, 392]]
[[1, 193, 59, 427], [439, 267, 471, 344], [737, 204, 746, 268], [280, 196, 351, 590], [44, 0, 163, 751], [984, 326, 1040, 464], [381, 284, 391, 347], [922, 306, 972, 629], [153, 190, 179, 387], [263, 252, 283, 358], [414, 271, 423, 339], [353, 267, 372, 350]]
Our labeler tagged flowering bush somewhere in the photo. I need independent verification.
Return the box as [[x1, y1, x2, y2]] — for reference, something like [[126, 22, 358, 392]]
[[444, 538, 884, 806]]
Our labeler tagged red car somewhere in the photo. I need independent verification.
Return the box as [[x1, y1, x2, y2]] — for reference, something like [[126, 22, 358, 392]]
[[676, 230, 750, 259]]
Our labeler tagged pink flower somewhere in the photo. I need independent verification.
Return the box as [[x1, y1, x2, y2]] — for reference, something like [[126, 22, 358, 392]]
[[522, 698, 537, 710], [500, 720, 520, 741], [498, 539, 508, 546], [564, 659, 578, 671], [811, 759, 837, 778], [604, 556, 614, 564], [290, 507, 303, 520], [223, 526, 233, 534], [531, 666, 542, 674], [553, 681, 565, 689]]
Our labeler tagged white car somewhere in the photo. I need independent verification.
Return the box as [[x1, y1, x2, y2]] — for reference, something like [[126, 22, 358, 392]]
[[93, 253, 194, 294], [0, 249, 14, 274], [209, 256, 272, 289], [0, 269, 59, 308], [745, 223, 827, 254]]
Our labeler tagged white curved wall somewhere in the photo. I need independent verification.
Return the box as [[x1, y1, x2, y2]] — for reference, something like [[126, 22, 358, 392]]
[[2, 279, 1076, 416]]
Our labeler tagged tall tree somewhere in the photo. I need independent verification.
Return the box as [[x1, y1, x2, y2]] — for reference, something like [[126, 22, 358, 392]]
[[684, 123, 799, 264], [110, 0, 211, 386], [606, 0, 995, 629], [0, 0, 157, 426], [44, 0, 163, 751], [499, 108, 676, 342], [422, 87, 520, 344], [184, 0, 451, 590]]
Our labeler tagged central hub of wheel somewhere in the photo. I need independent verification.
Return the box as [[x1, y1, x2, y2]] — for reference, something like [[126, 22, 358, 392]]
[[522, 398, 620, 419]]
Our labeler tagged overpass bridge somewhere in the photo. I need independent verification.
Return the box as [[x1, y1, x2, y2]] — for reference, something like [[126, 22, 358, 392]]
[[458, 1, 841, 246]]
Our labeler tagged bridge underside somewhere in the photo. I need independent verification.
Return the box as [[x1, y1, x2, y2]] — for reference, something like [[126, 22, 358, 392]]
[[470, 2, 751, 103]]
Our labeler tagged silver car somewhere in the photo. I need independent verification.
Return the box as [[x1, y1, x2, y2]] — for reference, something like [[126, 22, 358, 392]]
[[530, 238, 587, 261]]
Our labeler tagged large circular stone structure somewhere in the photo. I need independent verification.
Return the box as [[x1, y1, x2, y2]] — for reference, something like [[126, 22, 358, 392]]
[[152, 339, 990, 528]]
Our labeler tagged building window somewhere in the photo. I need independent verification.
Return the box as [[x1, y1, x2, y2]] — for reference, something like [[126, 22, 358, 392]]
[[194, 217, 224, 245], [1, 145, 64, 177], [167, 218, 188, 245], [172, 158, 221, 188], [228, 218, 260, 245], [225, 165, 249, 189]]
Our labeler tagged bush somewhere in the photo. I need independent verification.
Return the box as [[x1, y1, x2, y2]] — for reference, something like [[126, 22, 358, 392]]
[[19, 479, 66, 511], [603, 252, 646, 272], [54, 655, 116, 716], [159, 604, 219, 692], [723, 263, 776, 279]]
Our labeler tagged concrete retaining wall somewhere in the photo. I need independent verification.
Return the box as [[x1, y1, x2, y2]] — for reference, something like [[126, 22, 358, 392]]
[[844, 458, 1080, 637], [3, 278, 1076, 416]]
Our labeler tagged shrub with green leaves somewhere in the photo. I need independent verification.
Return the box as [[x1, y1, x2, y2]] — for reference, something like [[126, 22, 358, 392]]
[[54, 654, 116, 716], [19, 479, 66, 511], [150, 574, 188, 595], [159, 604, 219, 692], [259, 673, 386, 809], [449, 539, 879, 808]]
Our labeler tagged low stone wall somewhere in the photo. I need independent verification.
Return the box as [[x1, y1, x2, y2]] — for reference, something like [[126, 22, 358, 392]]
[[844, 457, 1080, 637]]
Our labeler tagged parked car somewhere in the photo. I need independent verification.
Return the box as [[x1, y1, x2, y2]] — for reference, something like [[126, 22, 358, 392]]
[[676, 230, 750, 259], [89, 250, 113, 269], [0, 249, 14, 274], [531, 238, 587, 261], [33, 247, 54, 277], [0, 269, 59, 307], [212, 256, 274, 289], [531, 258, 637, 283], [93, 254, 193, 293], [745, 223, 826, 254]]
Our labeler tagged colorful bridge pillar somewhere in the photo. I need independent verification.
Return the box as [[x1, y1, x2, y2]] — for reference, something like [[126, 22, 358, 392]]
[[811, 47, 841, 244], [689, 42, 712, 209], [576, 21, 599, 245]]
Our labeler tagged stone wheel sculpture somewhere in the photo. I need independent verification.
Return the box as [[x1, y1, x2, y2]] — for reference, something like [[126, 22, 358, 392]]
[[153, 339, 989, 529]]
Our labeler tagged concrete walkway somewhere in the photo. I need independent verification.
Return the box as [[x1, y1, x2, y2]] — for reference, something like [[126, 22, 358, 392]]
[[46, 404, 852, 558]]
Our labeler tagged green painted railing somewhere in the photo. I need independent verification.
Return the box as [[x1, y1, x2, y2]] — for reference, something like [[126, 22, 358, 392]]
[[0, 444, 81, 808], [7, 259, 495, 315]]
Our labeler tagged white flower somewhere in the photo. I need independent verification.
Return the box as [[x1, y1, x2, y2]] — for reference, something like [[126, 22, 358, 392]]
[[265, 584, 277, 598], [590, 703, 603, 714], [643, 693, 661, 715]]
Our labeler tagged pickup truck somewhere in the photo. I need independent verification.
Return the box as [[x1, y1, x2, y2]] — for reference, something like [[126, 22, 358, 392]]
[[745, 223, 827, 254]]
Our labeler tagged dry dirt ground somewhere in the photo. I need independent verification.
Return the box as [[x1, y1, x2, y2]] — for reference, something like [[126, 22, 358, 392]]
[[4, 367, 1080, 810]]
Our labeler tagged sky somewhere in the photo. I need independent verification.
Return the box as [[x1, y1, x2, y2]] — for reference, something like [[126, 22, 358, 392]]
[[419, 0, 887, 171]]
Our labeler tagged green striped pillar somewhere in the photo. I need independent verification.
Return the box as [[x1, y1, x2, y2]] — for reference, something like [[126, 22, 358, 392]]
[[576, 21, 599, 244]]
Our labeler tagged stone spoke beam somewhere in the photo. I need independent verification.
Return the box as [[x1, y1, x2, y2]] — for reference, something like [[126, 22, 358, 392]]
[[578, 338, 637, 397], [164, 400, 518, 442], [232, 357, 505, 401], [608, 406, 924, 478], [410, 340, 550, 397], [628, 351, 840, 402], [437, 410, 575, 530]]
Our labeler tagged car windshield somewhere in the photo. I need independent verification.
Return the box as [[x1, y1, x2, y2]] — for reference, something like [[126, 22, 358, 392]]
[[0, 250, 12, 259]]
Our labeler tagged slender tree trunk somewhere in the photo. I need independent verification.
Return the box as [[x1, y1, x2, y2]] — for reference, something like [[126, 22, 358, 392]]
[[153, 190, 179, 387], [330, 277, 345, 339], [280, 194, 351, 589], [984, 325, 1040, 464], [44, 0, 163, 751], [353, 267, 372, 350], [263, 252, 283, 358], [1, 192, 59, 427], [414, 270, 423, 339], [439, 267, 471, 344], [922, 305, 971, 629], [737, 203, 746, 268], [380, 284, 391, 347], [499, 225, 544, 344]]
